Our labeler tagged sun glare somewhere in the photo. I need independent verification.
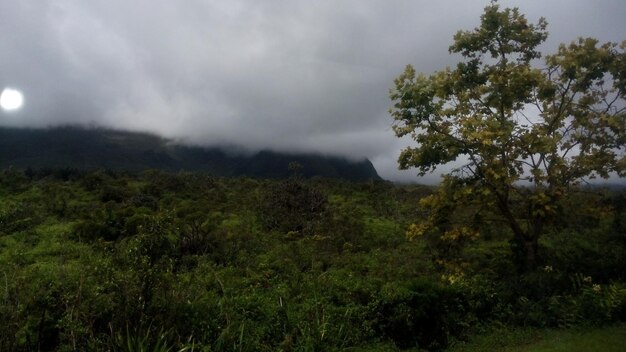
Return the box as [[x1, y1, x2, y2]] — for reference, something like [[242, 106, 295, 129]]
[[0, 88, 24, 111]]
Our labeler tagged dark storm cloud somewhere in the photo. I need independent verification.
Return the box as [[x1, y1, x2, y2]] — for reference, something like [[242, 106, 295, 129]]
[[1, 1, 624, 182]]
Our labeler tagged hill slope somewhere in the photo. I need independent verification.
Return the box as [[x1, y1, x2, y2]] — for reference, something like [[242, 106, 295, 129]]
[[0, 126, 381, 181]]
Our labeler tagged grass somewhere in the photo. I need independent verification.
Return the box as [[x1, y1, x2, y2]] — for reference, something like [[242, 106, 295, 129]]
[[448, 324, 626, 352]]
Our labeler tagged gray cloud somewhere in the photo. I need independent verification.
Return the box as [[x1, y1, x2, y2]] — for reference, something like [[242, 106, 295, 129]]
[[1, 1, 624, 183]]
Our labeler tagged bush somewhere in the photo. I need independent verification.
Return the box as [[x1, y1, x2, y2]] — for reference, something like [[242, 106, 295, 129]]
[[372, 279, 470, 351], [260, 179, 328, 236]]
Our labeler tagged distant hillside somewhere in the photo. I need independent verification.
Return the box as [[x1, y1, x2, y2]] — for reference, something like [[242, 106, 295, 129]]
[[0, 126, 381, 181]]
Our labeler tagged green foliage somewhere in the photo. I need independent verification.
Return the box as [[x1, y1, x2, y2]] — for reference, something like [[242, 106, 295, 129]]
[[109, 325, 183, 352], [372, 279, 469, 350], [2, 7, 625, 348], [448, 323, 626, 352], [0, 201, 37, 234], [390, 2, 626, 271], [260, 179, 328, 236], [0, 168, 624, 351]]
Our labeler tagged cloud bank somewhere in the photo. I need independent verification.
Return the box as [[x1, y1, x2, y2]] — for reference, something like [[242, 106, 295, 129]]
[[1, 1, 624, 182]]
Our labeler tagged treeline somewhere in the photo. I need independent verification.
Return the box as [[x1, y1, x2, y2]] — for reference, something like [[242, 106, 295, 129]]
[[0, 168, 625, 351]]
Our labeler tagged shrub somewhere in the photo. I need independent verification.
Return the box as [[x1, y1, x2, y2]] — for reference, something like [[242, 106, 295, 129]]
[[372, 279, 470, 351], [260, 179, 328, 236]]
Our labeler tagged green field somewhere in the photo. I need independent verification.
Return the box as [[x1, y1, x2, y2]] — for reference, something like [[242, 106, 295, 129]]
[[449, 324, 626, 352]]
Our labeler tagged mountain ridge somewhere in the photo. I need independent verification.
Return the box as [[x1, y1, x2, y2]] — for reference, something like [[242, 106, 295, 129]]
[[0, 126, 382, 181]]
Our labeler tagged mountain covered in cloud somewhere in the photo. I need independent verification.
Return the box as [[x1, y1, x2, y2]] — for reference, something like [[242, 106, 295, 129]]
[[2, 1, 624, 183], [0, 126, 381, 181]]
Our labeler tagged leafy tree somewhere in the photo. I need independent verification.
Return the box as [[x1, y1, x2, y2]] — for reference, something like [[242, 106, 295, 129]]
[[390, 2, 626, 271]]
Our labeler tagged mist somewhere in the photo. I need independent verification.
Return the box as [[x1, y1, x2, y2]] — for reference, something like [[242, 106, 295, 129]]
[[1, 0, 624, 183]]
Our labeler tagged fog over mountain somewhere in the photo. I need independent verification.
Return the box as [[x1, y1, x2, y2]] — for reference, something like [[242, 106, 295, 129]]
[[1, 1, 624, 183]]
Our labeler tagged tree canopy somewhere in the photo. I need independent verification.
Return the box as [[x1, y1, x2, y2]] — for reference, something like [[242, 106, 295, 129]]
[[390, 2, 626, 271]]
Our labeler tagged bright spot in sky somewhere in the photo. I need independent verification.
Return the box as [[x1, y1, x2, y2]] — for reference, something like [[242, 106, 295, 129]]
[[0, 88, 24, 111]]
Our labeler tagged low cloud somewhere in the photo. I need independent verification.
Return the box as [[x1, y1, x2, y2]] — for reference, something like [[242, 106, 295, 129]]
[[1, 0, 624, 182]]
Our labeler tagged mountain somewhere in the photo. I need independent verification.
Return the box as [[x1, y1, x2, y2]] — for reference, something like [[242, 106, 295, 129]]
[[0, 126, 381, 181]]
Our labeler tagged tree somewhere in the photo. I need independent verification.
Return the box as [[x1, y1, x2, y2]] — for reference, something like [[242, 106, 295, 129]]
[[390, 2, 626, 271]]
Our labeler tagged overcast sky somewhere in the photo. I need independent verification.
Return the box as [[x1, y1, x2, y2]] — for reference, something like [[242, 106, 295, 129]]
[[1, 1, 624, 182]]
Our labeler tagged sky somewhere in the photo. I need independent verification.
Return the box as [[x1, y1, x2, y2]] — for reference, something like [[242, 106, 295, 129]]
[[0, 1, 624, 183]]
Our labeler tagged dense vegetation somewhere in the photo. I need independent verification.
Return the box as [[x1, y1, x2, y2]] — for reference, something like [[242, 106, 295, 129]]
[[2, 5, 625, 351], [0, 168, 624, 351]]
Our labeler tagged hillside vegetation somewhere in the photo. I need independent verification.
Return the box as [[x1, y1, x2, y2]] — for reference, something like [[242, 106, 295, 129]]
[[0, 126, 381, 181], [0, 168, 624, 351]]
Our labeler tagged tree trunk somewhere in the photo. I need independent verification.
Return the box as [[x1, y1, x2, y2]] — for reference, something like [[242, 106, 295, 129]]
[[509, 223, 541, 273], [524, 215, 544, 272], [522, 237, 538, 272], [495, 192, 542, 272]]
